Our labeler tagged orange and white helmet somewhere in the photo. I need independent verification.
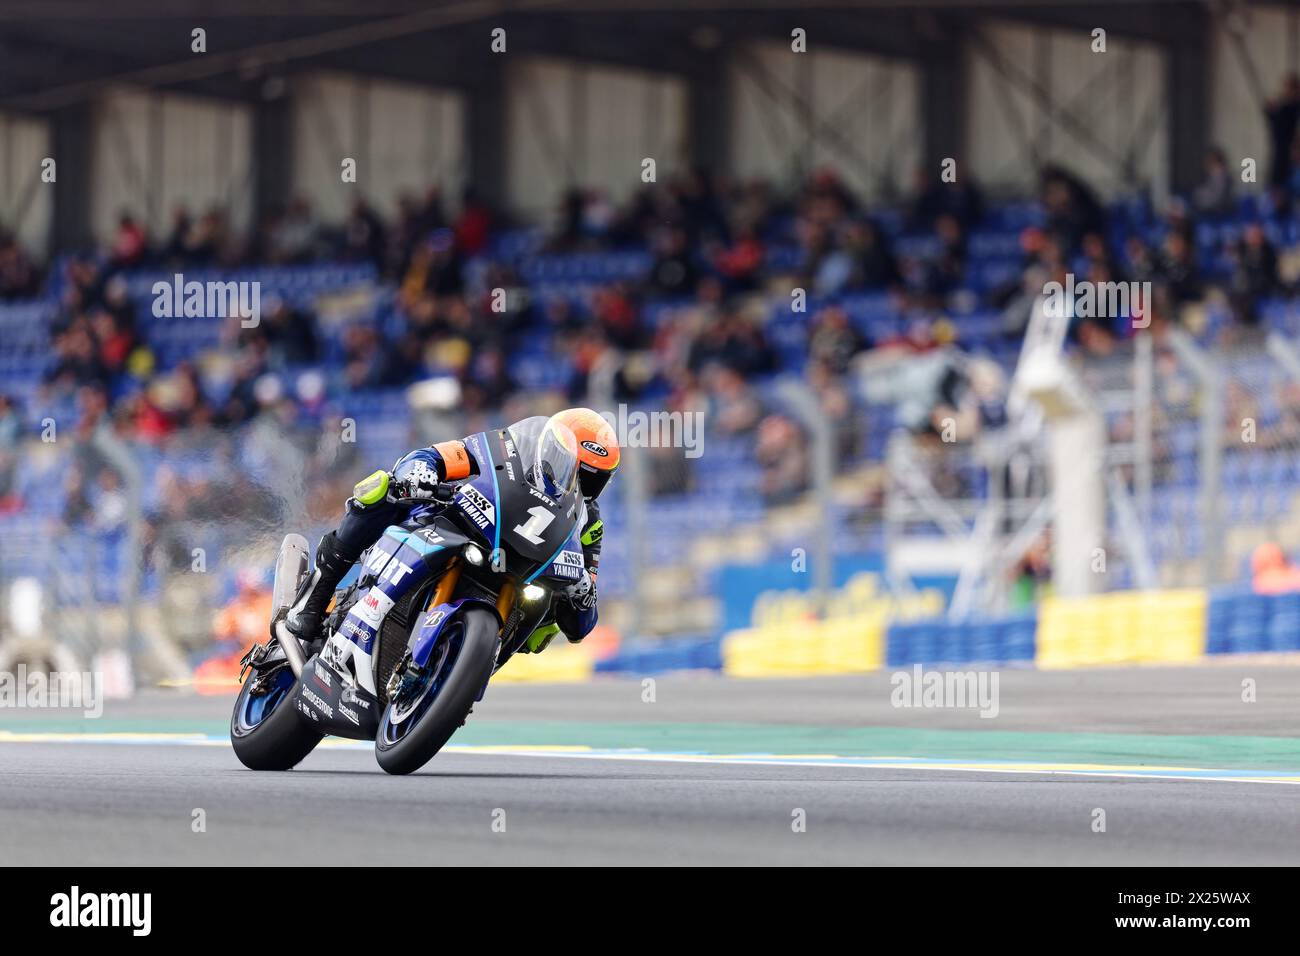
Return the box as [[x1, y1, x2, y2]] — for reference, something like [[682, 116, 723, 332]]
[[553, 407, 620, 499]]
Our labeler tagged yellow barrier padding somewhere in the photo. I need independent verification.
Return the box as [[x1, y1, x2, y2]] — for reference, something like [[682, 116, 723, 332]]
[[1036, 589, 1207, 669], [494, 641, 594, 683], [722, 572, 945, 678], [722, 609, 889, 678]]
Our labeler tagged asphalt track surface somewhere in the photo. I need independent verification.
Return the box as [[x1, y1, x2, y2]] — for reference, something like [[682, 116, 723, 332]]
[[2, 664, 1299, 865]]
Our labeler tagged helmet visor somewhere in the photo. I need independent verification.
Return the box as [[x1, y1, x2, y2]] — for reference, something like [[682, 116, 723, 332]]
[[530, 418, 580, 498]]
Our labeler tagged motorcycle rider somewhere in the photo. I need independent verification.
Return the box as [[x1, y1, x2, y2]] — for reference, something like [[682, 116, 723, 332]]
[[281, 407, 619, 654]]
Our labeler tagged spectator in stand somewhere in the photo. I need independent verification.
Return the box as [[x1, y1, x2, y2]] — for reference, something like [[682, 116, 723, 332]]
[[676, 166, 730, 246], [592, 282, 642, 350], [810, 218, 901, 296], [110, 213, 149, 269], [1265, 74, 1300, 198], [0, 394, 21, 509], [807, 357, 859, 463], [1251, 542, 1300, 595], [808, 305, 869, 375], [341, 323, 387, 390], [1124, 234, 1161, 285], [266, 197, 320, 264], [413, 228, 466, 298], [342, 197, 387, 272], [195, 569, 275, 683], [550, 188, 588, 251], [1228, 222, 1280, 324], [164, 362, 214, 430], [1163, 197, 1196, 246], [1193, 147, 1237, 218], [219, 344, 270, 427], [461, 345, 516, 412], [915, 213, 969, 303], [60, 465, 94, 529], [755, 413, 808, 504], [89, 310, 135, 378], [44, 319, 109, 393], [1009, 532, 1052, 609], [847, 218, 902, 291], [687, 306, 776, 378], [1040, 165, 1106, 255], [906, 164, 983, 231], [1159, 229, 1202, 309], [260, 297, 320, 367], [453, 187, 492, 257], [713, 222, 765, 294], [1072, 259, 1123, 354], [704, 365, 764, 437], [160, 206, 193, 265], [1080, 231, 1121, 279], [802, 167, 859, 225], [0, 229, 39, 299], [797, 217, 835, 293], [646, 225, 698, 298]]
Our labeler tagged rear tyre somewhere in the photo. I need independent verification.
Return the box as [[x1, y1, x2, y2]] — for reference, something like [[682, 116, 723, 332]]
[[375, 608, 499, 775], [231, 664, 324, 771]]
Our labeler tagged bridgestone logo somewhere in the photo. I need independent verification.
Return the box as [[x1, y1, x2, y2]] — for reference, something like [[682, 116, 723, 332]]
[[303, 687, 333, 718]]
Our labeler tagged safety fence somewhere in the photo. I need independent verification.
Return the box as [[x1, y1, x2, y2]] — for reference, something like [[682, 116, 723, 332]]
[[497, 585, 1297, 682]]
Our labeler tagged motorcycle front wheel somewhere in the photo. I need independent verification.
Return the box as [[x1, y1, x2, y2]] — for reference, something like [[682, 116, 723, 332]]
[[374, 607, 499, 775]]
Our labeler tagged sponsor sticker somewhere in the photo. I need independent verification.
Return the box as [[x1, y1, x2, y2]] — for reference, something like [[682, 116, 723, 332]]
[[302, 687, 333, 718], [457, 484, 496, 530]]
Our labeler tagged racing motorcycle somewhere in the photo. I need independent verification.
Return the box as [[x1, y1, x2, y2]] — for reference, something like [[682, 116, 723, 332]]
[[230, 417, 589, 775]]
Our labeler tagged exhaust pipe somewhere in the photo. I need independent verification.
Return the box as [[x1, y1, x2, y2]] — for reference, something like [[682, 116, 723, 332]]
[[272, 533, 312, 679], [274, 621, 308, 678]]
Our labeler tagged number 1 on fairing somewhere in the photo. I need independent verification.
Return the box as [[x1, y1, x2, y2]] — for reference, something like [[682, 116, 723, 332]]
[[513, 506, 554, 545]]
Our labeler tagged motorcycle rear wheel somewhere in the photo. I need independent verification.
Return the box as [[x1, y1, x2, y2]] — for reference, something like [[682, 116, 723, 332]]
[[231, 661, 324, 771]]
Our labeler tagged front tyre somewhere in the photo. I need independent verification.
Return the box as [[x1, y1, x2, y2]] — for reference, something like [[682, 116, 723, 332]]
[[231, 665, 324, 771], [375, 608, 499, 775]]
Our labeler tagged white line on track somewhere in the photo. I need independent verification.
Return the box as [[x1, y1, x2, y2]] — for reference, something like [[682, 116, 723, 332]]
[[2, 732, 1298, 784]]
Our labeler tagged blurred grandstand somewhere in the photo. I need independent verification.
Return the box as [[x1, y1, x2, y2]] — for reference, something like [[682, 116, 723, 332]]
[[2, 0, 1300, 686]]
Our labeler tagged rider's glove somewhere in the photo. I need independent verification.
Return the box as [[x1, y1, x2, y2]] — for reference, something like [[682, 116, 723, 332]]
[[391, 459, 442, 501], [564, 569, 597, 613]]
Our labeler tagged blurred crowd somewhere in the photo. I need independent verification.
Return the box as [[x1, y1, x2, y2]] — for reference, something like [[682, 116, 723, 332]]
[[4, 108, 1300, 547]]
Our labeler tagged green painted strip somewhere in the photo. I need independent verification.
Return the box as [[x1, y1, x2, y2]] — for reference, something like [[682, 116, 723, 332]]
[[6, 716, 1298, 771], [448, 722, 1300, 770]]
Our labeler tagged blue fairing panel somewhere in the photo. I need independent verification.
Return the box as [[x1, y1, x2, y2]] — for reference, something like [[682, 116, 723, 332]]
[[409, 598, 502, 668], [339, 526, 449, 653]]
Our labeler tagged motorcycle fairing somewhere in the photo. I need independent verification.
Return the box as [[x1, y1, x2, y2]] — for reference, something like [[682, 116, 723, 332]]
[[409, 597, 502, 669], [457, 429, 584, 579], [292, 653, 381, 741], [342, 526, 449, 654], [327, 524, 453, 696]]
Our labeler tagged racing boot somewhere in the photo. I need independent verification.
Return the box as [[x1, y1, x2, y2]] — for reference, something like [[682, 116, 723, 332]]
[[282, 530, 354, 646]]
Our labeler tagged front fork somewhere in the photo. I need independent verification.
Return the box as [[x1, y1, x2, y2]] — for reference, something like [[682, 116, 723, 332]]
[[431, 561, 518, 641], [385, 563, 518, 701]]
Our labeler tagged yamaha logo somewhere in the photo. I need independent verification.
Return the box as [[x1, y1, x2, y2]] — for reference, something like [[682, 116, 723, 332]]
[[581, 440, 608, 457]]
